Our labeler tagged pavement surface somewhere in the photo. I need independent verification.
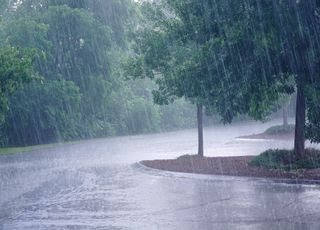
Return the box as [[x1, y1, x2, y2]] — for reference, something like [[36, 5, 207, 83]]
[[1, 120, 320, 230]]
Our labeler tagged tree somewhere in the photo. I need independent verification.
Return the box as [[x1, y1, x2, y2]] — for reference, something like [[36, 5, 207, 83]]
[[128, 0, 320, 159], [125, 2, 216, 156], [222, 0, 320, 158], [193, 0, 320, 158], [284, 1, 320, 157], [5, 80, 82, 146], [0, 0, 8, 15], [0, 47, 38, 125], [1, 0, 197, 146], [2, 0, 121, 141], [200, 0, 319, 158], [126, 0, 288, 156]]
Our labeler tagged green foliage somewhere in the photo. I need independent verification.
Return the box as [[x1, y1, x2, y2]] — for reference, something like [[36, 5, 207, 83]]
[[126, 0, 291, 124], [125, 1, 213, 113], [0, 47, 38, 124], [5, 19, 50, 50], [0, 0, 8, 14], [264, 125, 295, 135], [4, 80, 82, 146], [305, 86, 320, 143], [128, 0, 320, 150], [249, 149, 320, 171], [41, 0, 136, 47], [3, 0, 318, 149], [0, 0, 198, 147], [44, 5, 111, 80]]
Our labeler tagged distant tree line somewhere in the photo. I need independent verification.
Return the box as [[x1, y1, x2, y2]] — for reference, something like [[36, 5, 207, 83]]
[[0, 0, 199, 147]]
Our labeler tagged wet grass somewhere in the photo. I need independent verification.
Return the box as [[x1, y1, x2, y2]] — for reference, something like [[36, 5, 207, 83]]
[[264, 124, 295, 135], [0, 140, 87, 155], [249, 149, 320, 171], [0, 138, 106, 156], [0, 143, 63, 156]]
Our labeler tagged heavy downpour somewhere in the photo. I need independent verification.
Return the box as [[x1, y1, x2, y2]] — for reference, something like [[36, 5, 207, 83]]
[[0, 0, 320, 229]]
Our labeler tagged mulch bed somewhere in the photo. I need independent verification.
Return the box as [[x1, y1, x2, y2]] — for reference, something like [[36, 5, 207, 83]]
[[141, 156, 320, 181]]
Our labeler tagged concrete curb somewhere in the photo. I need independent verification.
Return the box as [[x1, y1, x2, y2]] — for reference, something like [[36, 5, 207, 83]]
[[134, 161, 320, 186]]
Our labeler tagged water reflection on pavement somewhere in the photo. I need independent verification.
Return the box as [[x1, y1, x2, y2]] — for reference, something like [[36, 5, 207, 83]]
[[0, 120, 319, 230]]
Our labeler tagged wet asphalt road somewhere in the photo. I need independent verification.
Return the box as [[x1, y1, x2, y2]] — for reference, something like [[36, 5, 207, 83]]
[[0, 120, 320, 230]]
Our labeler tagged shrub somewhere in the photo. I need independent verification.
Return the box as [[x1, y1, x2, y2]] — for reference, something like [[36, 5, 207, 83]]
[[264, 124, 295, 135], [249, 148, 320, 171]]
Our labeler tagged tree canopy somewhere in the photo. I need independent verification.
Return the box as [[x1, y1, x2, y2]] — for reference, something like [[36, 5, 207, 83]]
[[0, 47, 38, 126], [0, 0, 198, 147], [126, 0, 320, 157], [1, 0, 319, 156]]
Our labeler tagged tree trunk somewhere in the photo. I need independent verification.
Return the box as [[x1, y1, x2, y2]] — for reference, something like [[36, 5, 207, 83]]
[[197, 104, 204, 157], [293, 87, 306, 158], [283, 106, 289, 127]]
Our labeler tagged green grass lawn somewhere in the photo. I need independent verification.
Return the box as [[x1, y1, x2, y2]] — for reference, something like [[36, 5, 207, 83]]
[[0, 139, 90, 156], [0, 137, 109, 156], [0, 143, 66, 156]]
